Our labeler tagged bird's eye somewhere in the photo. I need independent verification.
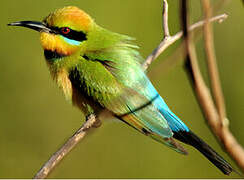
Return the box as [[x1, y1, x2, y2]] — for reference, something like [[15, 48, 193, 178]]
[[61, 27, 71, 34]]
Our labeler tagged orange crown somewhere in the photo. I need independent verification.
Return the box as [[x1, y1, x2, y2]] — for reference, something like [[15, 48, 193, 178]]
[[44, 6, 94, 32]]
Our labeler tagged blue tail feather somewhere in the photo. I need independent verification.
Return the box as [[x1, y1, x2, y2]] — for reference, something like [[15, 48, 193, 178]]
[[143, 77, 189, 132]]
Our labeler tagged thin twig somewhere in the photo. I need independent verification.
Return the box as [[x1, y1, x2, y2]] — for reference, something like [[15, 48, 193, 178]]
[[162, 0, 170, 37], [142, 13, 227, 70], [33, 114, 99, 179], [201, 0, 244, 171], [148, 23, 208, 78]]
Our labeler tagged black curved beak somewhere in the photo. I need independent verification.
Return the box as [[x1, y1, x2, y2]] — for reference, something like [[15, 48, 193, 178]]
[[8, 21, 51, 32]]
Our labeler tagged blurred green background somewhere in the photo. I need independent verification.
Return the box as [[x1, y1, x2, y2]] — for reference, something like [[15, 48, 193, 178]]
[[0, 0, 243, 178]]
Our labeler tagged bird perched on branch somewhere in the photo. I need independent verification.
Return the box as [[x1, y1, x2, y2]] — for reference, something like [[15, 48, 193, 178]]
[[8, 6, 233, 175]]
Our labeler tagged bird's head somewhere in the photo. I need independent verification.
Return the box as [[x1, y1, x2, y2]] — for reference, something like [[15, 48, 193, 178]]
[[8, 6, 95, 59]]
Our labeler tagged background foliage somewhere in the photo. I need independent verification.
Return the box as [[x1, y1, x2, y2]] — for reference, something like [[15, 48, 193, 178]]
[[0, 0, 243, 178]]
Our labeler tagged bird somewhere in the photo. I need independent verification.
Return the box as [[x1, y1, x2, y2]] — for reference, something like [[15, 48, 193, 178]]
[[8, 6, 233, 175]]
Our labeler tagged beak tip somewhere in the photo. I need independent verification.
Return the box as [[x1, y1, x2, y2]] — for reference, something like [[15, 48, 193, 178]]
[[7, 22, 19, 26]]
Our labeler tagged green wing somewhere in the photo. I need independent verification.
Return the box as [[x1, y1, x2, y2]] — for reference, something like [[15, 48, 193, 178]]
[[68, 53, 187, 153]]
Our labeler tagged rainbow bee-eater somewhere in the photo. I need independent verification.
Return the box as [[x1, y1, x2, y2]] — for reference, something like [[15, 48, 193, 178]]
[[8, 6, 233, 175]]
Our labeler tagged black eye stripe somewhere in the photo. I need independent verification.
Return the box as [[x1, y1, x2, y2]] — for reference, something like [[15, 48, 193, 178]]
[[61, 28, 87, 42], [49, 26, 87, 42]]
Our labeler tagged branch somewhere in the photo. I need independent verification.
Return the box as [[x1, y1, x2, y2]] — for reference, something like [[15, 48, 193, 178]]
[[179, 0, 244, 173], [142, 13, 227, 70], [201, 0, 244, 171], [33, 114, 100, 179], [202, 0, 227, 126]]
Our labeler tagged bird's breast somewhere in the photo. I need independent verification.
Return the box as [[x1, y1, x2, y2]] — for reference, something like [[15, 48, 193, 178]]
[[51, 68, 73, 101]]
